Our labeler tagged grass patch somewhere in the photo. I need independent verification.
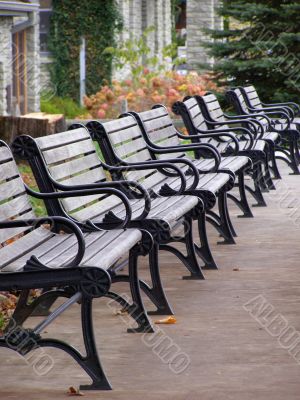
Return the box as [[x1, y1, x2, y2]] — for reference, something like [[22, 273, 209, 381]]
[[41, 96, 88, 119], [18, 162, 46, 217]]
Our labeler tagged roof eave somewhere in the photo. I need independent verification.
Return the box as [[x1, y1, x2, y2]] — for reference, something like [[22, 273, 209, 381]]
[[0, 1, 39, 15]]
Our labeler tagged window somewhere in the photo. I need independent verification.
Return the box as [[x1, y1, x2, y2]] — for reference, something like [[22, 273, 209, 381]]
[[40, 9, 52, 53]]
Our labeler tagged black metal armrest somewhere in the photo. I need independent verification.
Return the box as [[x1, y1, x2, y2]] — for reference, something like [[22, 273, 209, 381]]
[[218, 126, 255, 150], [254, 110, 291, 130], [224, 112, 272, 128], [262, 102, 298, 117], [107, 161, 187, 194], [47, 179, 151, 222], [187, 129, 241, 154], [147, 141, 221, 174], [25, 185, 133, 229], [224, 117, 266, 138], [208, 119, 260, 139], [248, 107, 291, 126], [0, 216, 85, 270], [138, 153, 200, 189]]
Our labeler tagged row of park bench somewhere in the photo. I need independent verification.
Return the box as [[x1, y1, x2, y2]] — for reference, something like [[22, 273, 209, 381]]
[[0, 84, 299, 390]]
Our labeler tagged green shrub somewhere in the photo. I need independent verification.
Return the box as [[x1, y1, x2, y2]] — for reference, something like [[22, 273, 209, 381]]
[[41, 96, 88, 119]]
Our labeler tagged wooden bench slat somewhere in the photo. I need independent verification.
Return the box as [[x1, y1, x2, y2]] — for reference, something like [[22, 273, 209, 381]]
[[143, 115, 173, 132], [0, 146, 13, 163], [70, 195, 121, 222], [109, 124, 142, 145], [123, 148, 152, 164], [0, 160, 20, 181], [102, 115, 136, 134], [42, 139, 95, 165], [0, 227, 54, 269], [0, 210, 36, 244], [0, 176, 27, 200], [59, 167, 106, 187], [115, 137, 147, 159], [49, 153, 103, 181], [36, 128, 90, 150], [0, 195, 32, 220]]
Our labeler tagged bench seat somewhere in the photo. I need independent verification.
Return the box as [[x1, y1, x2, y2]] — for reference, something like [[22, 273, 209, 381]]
[[1, 228, 142, 273]]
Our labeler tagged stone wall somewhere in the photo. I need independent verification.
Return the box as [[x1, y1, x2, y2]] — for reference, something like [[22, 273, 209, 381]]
[[113, 0, 172, 80], [26, 12, 40, 113], [186, 0, 222, 69], [0, 17, 13, 115], [0, 12, 40, 116]]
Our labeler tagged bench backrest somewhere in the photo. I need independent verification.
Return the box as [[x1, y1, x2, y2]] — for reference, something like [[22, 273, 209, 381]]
[[0, 141, 37, 248], [0, 141, 58, 272], [173, 96, 232, 148], [226, 88, 250, 115], [241, 85, 262, 109], [13, 128, 122, 222], [179, 97, 208, 133], [90, 115, 167, 190], [172, 97, 211, 152], [197, 93, 226, 124], [134, 106, 185, 159]]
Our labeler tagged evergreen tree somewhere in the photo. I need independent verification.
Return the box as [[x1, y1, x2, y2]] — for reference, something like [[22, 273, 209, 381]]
[[205, 1, 300, 102]]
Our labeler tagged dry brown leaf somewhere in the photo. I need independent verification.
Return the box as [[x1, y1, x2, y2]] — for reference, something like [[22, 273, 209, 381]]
[[114, 308, 128, 316], [154, 316, 177, 325], [67, 386, 84, 396]]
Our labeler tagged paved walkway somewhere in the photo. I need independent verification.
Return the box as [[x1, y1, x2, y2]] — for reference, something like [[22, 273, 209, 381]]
[[2, 163, 300, 400]]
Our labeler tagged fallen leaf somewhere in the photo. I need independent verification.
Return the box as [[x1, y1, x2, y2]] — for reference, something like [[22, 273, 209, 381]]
[[154, 316, 177, 324], [67, 387, 84, 396], [232, 267, 240, 271], [114, 308, 129, 316]]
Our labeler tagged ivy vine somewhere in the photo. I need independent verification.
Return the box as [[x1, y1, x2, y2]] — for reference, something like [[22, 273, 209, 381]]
[[48, 0, 122, 101]]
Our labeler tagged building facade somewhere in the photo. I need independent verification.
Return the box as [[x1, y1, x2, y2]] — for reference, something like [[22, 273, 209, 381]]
[[186, 0, 222, 68], [115, 0, 172, 79], [0, 0, 220, 116], [0, 1, 40, 116]]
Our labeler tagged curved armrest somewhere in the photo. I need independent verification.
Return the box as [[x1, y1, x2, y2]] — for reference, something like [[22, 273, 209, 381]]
[[48, 179, 151, 222], [108, 161, 187, 194], [245, 118, 266, 138], [261, 101, 300, 116], [208, 119, 259, 139], [186, 129, 240, 154], [147, 141, 221, 174], [0, 216, 85, 270], [140, 155, 200, 189], [248, 107, 291, 127], [262, 102, 298, 117], [25, 185, 133, 229], [224, 112, 272, 127], [224, 117, 265, 139], [196, 126, 254, 150], [256, 110, 291, 130]]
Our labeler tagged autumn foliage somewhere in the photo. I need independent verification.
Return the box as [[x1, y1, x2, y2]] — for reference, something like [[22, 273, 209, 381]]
[[83, 71, 219, 119]]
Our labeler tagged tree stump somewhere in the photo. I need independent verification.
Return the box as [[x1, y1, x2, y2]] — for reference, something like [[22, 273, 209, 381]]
[[0, 113, 66, 144]]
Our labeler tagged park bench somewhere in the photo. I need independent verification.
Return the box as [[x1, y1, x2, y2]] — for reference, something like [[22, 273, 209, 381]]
[[240, 85, 300, 127], [130, 105, 254, 219], [85, 115, 236, 253], [173, 96, 271, 207], [0, 140, 155, 390], [12, 128, 205, 316], [227, 87, 300, 174], [196, 92, 281, 180]]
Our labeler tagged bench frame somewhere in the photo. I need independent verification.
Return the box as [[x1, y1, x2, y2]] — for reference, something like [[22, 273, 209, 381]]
[[173, 97, 270, 208], [227, 88, 300, 175]]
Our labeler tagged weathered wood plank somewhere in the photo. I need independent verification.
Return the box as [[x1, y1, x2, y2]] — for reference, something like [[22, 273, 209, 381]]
[[49, 153, 103, 181], [42, 139, 95, 165], [36, 128, 89, 150]]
